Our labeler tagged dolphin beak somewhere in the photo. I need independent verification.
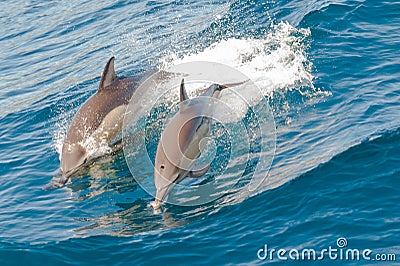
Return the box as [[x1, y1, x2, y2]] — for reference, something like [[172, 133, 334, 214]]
[[59, 168, 78, 186], [59, 158, 89, 186], [155, 184, 173, 204], [59, 172, 71, 186], [151, 179, 178, 209]]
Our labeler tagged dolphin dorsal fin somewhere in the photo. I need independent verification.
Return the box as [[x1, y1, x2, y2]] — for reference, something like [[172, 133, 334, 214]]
[[98, 57, 117, 91], [180, 79, 189, 110], [180, 79, 189, 102]]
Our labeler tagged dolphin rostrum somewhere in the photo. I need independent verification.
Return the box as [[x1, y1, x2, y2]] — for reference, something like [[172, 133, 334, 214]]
[[151, 79, 246, 209], [59, 57, 137, 185]]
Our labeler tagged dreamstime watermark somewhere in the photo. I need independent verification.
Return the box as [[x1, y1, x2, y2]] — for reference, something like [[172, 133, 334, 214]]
[[257, 238, 397, 262]]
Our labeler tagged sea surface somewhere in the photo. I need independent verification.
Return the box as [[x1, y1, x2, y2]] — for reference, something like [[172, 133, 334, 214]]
[[0, 0, 399, 265]]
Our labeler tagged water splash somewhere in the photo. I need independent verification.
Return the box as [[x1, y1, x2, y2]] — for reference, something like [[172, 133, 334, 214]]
[[52, 106, 72, 160], [160, 22, 315, 97]]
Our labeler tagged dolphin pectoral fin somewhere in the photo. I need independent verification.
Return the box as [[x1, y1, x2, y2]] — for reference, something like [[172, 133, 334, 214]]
[[195, 117, 211, 134], [188, 163, 211, 178], [98, 57, 118, 91]]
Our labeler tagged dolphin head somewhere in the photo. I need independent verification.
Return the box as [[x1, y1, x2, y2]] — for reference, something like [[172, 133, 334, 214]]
[[151, 140, 181, 209], [60, 142, 88, 185]]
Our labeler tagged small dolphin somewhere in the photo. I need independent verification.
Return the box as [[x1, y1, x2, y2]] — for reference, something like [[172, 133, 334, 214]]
[[59, 57, 137, 185], [151, 79, 245, 209]]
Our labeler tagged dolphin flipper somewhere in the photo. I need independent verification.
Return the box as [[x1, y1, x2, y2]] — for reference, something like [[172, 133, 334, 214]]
[[187, 163, 211, 178]]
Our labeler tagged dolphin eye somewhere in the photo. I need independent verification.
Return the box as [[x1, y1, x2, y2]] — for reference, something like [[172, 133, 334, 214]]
[[160, 164, 165, 170]]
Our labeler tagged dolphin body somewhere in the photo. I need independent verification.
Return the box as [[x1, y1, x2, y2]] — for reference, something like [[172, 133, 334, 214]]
[[59, 57, 137, 185], [151, 79, 242, 209]]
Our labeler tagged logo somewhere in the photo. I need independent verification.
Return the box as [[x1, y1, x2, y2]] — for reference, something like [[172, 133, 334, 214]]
[[257, 238, 397, 262]]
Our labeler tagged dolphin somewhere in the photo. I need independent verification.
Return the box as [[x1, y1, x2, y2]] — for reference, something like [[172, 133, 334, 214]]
[[59, 57, 138, 185], [151, 79, 246, 209]]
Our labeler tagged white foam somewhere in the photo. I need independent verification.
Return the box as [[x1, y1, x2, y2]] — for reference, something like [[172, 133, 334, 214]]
[[52, 108, 71, 160], [78, 133, 113, 159], [160, 22, 314, 97], [52, 111, 112, 159]]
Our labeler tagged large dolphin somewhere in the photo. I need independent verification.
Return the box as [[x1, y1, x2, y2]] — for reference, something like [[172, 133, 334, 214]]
[[151, 79, 245, 209], [59, 57, 137, 185]]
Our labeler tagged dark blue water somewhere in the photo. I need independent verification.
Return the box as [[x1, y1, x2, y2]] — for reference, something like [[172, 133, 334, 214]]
[[1, 0, 399, 265]]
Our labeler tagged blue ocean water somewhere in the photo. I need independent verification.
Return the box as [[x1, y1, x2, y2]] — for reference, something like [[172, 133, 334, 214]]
[[0, 0, 399, 265]]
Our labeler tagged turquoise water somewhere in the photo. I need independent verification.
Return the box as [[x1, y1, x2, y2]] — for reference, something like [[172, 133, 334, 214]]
[[0, 0, 399, 265]]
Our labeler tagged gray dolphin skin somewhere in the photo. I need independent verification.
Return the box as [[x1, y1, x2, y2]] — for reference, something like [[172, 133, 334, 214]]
[[151, 79, 242, 209], [59, 57, 137, 185]]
